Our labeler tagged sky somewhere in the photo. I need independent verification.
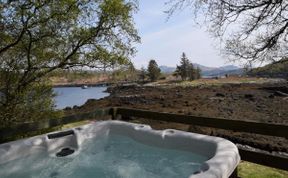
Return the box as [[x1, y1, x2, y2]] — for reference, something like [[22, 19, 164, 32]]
[[132, 0, 235, 69]]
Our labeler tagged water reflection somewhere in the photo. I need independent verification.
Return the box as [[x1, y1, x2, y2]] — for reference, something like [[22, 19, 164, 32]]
[[53, 87, 109, 109]]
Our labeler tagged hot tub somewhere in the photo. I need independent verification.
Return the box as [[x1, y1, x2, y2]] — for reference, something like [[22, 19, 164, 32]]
[[0, 121, 240, 178]]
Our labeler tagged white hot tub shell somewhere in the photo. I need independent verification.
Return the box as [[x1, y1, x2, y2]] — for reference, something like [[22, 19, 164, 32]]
[[0, 121, 240, 178]]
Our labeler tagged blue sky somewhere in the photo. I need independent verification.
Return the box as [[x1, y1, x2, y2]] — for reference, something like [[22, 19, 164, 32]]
[[132, 0, 233, 68]]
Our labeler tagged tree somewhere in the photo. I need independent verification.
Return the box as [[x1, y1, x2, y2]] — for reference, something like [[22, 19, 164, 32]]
[[166, 0, 288, 64], [195, 67, 202, 80], [175, 53, 189, 80], [175, 52, 197, 81], [187, 62, 195, 81], [125, 62, 138, 81], [147, 60, 161, 82], [0, 0, 140, 124], [139, 67, 147, 82]]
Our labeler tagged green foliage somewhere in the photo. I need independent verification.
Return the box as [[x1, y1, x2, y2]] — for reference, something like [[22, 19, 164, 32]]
[[195, 67, 202, 80], [175, 53, 190, 80], [238, 161, 288, 178], [0, 0, 139, 124], [110, 62, 138, 82], [174, 53, 201, 81], [0, 76, 62, 126], [248, 58, 288, 79], [138, 67, 147, 82], [49, 69, 104, 83], [147, 59, 161, 82]]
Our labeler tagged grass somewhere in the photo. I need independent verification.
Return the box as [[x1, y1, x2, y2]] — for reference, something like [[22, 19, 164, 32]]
[[61, 120, 90, 129], [238, 161, 288, 178], [156, 77, 283, 87]]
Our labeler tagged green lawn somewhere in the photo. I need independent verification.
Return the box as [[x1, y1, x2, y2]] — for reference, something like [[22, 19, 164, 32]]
[[238, 161, 288, 178], [61, 120, 90, 129]]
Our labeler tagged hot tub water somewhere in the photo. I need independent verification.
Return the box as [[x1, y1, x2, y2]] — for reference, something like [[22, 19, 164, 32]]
[[0, 134, 207, 178], [0, 121, 240, 178]]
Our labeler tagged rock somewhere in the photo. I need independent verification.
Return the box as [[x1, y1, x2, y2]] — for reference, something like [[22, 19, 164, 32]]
[[176, 91, 183, 98], [223, 107, 234, 114], [160, 96, 165, 101], [244, 94, 254, 98], [178, 110, 184, 113], [215, 93, 225, 97], [274, 91, 288, 97], [186, 111, 193, 115], [210, 97, 224, 101], [244, 94, 255, 101], [256, 105, 265, 110]]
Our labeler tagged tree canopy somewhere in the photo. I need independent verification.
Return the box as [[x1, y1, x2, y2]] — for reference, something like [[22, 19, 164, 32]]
[[174, 53, 201, 80], [147, 59, 161, 82], [139, 67, 147, 82], [166, 0, 288, 64], [0, 0, 140, 124]]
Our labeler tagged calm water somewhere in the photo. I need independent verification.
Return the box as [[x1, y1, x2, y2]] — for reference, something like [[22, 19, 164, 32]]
[[0, 134, 207, 178], [53, 87, 109, 109]]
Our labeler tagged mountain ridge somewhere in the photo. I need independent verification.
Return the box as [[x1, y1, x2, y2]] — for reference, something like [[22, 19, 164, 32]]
[[159, 64, 242, 76]]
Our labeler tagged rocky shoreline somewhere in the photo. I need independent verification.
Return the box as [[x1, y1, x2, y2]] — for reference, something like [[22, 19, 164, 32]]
[[53, 82, 110, 88], [65, 80, 288, 155]]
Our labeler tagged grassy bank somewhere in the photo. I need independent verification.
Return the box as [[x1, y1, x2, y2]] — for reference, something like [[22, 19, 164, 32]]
[[49, 71, 109, 86], [238, 161, 288, 178]]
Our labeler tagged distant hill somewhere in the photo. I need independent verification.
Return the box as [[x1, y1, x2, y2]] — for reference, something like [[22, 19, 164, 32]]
[[159, 64, 243, 76], [191, 63, 215, 72], [159, 66, 175, 74], [203, 68, 244, 76], [248, 59, 288, 79], [202, 67, 243, 76], [219, 65, 240, 71]]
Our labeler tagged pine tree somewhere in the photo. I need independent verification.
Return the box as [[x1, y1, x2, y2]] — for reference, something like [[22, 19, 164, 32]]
[[195, 67, 202, 79], [175, 53, 197, 81], [147, 60, 161, 82], [139, 67, 147, 82], [187, 62, 195, 81]]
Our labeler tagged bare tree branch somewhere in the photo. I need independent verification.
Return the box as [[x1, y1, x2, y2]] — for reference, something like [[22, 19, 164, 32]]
[[167, 0, 288, 63]]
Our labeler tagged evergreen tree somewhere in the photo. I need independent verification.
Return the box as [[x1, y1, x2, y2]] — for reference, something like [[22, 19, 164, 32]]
[[147, 60, 161, 82], [175, 53, 188, 80], [175, 53, 198, 81], [195, 67, 202, 79], [139, 67, 147, 82], [187, 62, 195, 81]]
